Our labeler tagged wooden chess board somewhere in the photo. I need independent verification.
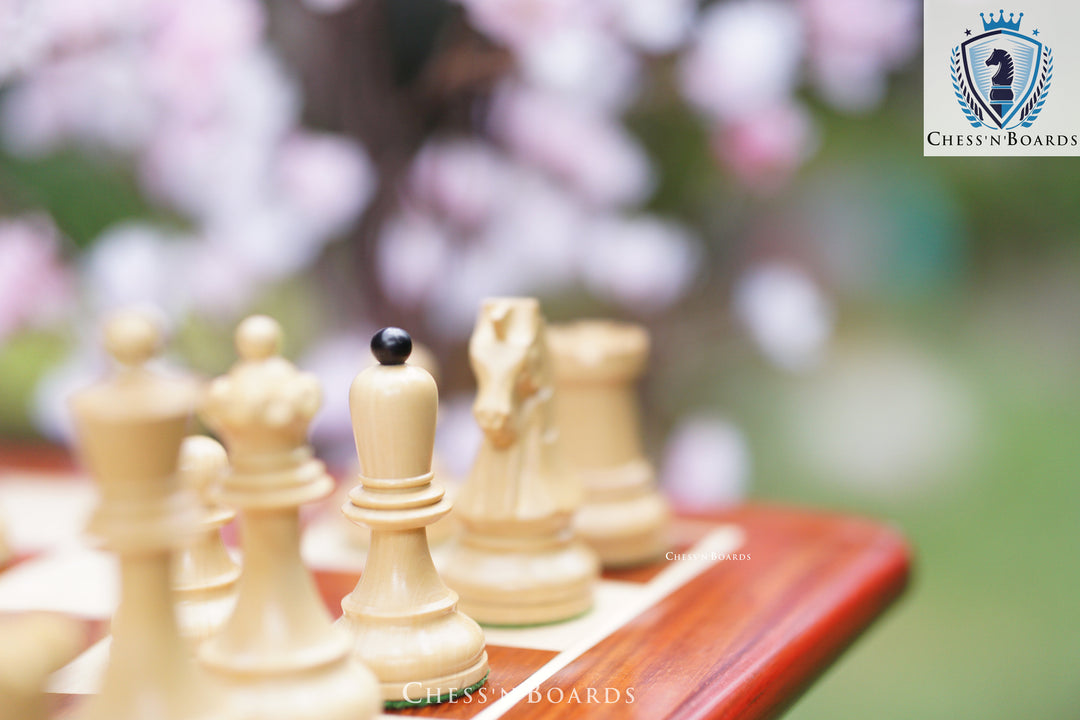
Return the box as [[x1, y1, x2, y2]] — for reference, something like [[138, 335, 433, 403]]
[[0, 450, 910, 720]]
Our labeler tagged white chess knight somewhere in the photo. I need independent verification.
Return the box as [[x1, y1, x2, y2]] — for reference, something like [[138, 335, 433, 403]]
[[197, 315, 380, 720], [440, 298, 599, 626], [337, 327, 489, 705]]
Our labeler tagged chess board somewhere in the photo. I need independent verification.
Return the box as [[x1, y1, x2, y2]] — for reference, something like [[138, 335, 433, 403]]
[[0, 451, 910, 720]]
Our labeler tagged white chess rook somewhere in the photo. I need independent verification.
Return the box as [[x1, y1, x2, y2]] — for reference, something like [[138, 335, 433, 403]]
[[68, 309, 236, 720], [198, 315, 379, 720], [548, 320, 670, 567], [441, 299, 599, 626], [338, 327, 489, 705]]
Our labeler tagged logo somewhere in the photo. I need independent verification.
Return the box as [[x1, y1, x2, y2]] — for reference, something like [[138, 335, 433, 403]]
[[951, 10, 1053, 130]]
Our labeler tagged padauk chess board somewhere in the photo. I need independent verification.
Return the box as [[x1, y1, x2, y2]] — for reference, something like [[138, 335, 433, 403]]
[[0, 450, 910, 720]]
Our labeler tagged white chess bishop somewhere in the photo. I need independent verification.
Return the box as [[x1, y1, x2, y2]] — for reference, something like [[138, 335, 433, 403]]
[[337, 328, 489, 706], [198, 315, 380, 720]]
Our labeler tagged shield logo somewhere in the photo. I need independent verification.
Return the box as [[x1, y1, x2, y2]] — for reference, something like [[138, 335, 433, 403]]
[[961, 29, 1043, 129]]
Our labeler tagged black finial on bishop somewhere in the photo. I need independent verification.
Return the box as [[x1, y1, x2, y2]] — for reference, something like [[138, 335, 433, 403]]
[[371, 327, 412, 365]]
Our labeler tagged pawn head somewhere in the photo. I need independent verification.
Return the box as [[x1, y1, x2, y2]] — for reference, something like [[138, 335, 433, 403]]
[[371, 327, 412, 365]]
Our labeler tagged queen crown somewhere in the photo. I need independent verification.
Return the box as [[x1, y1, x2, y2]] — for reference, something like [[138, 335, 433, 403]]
[[981, 9, 1023, 32], [201, 316, 322, 455]]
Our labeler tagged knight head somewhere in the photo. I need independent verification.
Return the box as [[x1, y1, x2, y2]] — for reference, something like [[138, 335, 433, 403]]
[[469, 298, 548, 449]]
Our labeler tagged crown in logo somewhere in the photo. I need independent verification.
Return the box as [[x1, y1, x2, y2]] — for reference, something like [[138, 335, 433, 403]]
[[981, 9, 1023, 31]]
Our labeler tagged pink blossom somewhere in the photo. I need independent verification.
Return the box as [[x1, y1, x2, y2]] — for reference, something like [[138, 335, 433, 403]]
[[800, 0, 920, 111], [1, 50, 155, 155], [518, 25, 640, 109], [376, 211, 453, 308], [301, 332, 374, 458], [409, 139, 507, 230], [144, 0, 266, 119], [0, 215, 72, 340], [604, 0, 695, 54], [713, 101, 818, 193], [733, 262, 833, 372], [82, 222, 184, 314], [491, 84, 653, 207], [275, 132, 374, 238], [661, 415, 750, 509], [580, 214, 700, 312], [678, 0, 803, 122]]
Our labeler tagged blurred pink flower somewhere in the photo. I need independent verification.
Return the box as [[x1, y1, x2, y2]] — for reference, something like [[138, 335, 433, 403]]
[[733, 262, 833, 372], [518, 25, 640, 109], [801, 0, 920, 111], [713, 101, 818, 193], [678, 0, 803, 122], [145, 0, 265, 119], [82, 222, 184, 314], [661, 415, 750, 509], [301, 332, 374, 458], [376, 211, 453, 307], [604, 0, 695, 54], [1, 50, 155, 155], [478, 165, 584, 287], [491, 84, 653, 207], [0, 215, 72, 340], [409, 139, 507, 230], [275, 132, 374, 238], [580, 214, 700, 311]]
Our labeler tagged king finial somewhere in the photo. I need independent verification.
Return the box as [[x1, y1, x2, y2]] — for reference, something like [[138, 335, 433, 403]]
[[982, 9, 1023, 31]]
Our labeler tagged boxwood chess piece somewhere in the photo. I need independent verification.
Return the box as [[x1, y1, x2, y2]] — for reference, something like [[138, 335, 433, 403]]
[[198, 315, 380, 720], [548, 320, 670, 567], [337, 327, 489, 706], [68, 308, 237, 720], [441, 298, 599, 625]]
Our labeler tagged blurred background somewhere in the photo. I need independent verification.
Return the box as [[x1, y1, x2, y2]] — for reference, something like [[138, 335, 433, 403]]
[[0, 0, 1077, 717]]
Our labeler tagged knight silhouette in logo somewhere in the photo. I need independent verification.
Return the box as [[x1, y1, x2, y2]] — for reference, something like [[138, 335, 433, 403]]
[[985, 48, 1015, 119]]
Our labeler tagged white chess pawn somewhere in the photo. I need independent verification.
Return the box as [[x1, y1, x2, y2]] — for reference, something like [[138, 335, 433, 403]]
[[337, 328, 489, 706], [173, 436, 241, 643], [68, 308, 236, 720], [198, 315, 380, 720], [548, 320, 670, 567]]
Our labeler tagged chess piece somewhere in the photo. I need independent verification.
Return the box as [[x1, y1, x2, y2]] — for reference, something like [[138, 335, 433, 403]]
[[343, 341, 460, 551], [337, 328, 489, 705], [67, 308, 234, 720], [548, 321, 671, 567], [0, 614, 83, 720], [441, 299, 599, 625], [173, 436, 241, 642], [198, 315, 380, 720]]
